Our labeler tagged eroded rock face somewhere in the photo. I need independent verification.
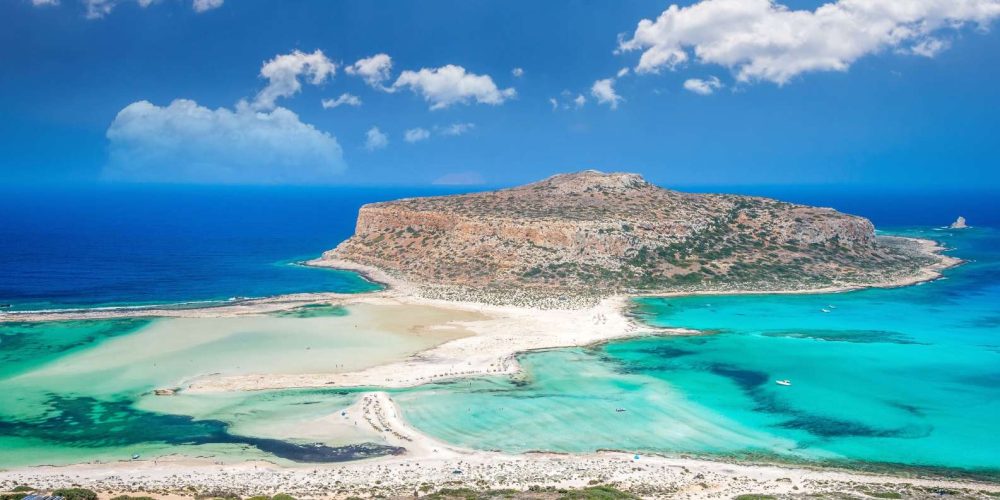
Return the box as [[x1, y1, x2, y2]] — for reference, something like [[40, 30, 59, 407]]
[[950, 216, 968, 229], [325, 171, 923, 293]]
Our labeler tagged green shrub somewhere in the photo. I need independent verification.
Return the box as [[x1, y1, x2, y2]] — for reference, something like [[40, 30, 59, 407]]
[[52, 488, 98, 500], [559, 485, 638, 500]]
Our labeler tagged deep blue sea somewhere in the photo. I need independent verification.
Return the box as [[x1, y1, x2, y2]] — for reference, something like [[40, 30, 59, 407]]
[[0, 185, 470, 310], [1, 184, 996, 311]]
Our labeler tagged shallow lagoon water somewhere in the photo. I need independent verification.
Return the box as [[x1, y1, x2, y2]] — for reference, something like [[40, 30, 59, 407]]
[[1, 227, 997, 475], [398, 227, 1000, 473], [0, 304, 473, 467]]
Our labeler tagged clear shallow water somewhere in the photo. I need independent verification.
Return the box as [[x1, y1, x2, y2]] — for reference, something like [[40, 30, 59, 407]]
[[398, 227, 1000, 474]]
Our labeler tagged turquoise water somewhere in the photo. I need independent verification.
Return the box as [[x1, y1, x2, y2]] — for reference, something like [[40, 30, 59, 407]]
[[397, 227, 1000, 474], [1, 226, 997, 475]]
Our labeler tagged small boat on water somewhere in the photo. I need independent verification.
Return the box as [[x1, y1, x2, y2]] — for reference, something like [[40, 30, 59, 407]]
[[776, 379, 792, 386], [131, 453, 140, 460], [615, 408, 627, 413], [821, 308, 831, 313]]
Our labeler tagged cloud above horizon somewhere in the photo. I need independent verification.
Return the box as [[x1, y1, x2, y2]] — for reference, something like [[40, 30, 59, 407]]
[[322, 93, 362, 109], [37, 0, 225, 18], [404, 127, 431, 143], [392, 65, 516, 110], [591, 78, 623, 109], [346, 54, 393, 88], [104, 99, 345, 184], [684, 76, 723, 95], [254, 50, 336, 110], [364, 126, 389, 151], [618, 0, 1000, 85]]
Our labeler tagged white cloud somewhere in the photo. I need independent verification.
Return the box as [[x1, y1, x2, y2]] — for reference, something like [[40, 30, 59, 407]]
[[365, 126, 388, 151], [616, 67, 630, 78], [322, 93, 362, 109], [909, 38, 950, 57], [591, 78, 623, 109], [103, 99, 344, 184], [32, 0, 59, 6], [254, 49, 336, 110], [549, 98, 559, 110], [512, 67, 525, 77], [683, 76, 723, 95], [346, 54, 393, 88], [392, 65, 516, 110], [62, 0, 220, 18], [439, 122, 475, 136], [573, 94, 586, 108], [404, 127, 431, 143], [433, 171, 485, 185], [192, 0, 222, 12], [618, 0, 1000, 85]]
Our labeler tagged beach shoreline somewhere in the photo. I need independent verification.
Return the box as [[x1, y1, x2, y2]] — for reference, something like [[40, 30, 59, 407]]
[[2, 392, 998, 499], [1, 234, 985, 496]]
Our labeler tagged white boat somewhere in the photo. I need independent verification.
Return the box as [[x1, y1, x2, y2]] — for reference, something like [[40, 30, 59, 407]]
[[821, 308, 831, 313], [776, 379, 792, 386]]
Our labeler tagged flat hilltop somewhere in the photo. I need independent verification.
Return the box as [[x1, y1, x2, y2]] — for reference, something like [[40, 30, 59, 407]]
[[323, 170, 952, 304]]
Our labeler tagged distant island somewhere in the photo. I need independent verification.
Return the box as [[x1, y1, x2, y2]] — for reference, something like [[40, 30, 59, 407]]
[[321, 170, 956, 305]]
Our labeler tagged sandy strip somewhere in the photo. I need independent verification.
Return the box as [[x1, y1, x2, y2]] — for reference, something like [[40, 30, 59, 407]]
[[183, 294, 686, 393], [2, 392, 997, 499]]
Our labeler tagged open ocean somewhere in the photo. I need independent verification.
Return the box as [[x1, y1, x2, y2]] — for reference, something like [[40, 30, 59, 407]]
[[0, 185, 997, 474]]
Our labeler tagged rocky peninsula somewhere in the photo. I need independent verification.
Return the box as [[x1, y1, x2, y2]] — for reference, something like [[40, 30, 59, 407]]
[[321, 170, 955, 306]]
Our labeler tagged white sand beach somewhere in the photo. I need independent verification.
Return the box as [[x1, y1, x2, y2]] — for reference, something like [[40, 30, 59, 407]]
[[2, 391, 998, 499]]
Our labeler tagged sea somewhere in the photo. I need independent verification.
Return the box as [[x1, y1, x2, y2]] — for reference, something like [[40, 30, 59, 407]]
[[0, 184, 997, 476]]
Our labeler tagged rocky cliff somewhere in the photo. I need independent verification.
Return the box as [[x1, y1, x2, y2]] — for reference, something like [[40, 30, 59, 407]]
[[323, 171, 936, 296]]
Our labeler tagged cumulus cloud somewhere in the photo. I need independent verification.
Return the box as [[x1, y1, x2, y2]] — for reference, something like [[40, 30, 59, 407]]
[[618, 0, 1000, 85], [439, 122, 475, 136], [616, 67, 630, 78], [346, 53, 393, 88], [573, 94, 587, 108], [254, 49, 336, 110], [512, 67, 525, 77], [404, 127, 431, 143], [103, 99, 344, 184], [392, 65, 516, 110], [365, 126, 389, 151], [683, 76, 723, 95], [322, 93, 362, 109], [192, 0, 222, 12], [32, 0, 59, 6], [591, 78, 623, 109], [549, 98, 559, 110]]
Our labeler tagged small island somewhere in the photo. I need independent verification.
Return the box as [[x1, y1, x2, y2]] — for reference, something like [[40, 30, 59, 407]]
[[320, 170, 956, 306]]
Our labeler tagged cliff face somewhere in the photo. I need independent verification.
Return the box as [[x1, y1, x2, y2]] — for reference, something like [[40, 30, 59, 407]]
[[324, 171, 924, 293]]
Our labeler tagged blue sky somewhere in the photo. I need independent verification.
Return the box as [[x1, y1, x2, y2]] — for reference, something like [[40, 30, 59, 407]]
[[2, 0, 999, 187]]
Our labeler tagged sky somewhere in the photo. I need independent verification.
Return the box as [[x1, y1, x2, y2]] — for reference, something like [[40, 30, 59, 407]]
[[2, 0, 999, 188]]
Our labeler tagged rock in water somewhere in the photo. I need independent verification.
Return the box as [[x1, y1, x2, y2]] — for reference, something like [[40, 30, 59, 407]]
[[949, 216, 968, 229], [324, 170, 941, 296]]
